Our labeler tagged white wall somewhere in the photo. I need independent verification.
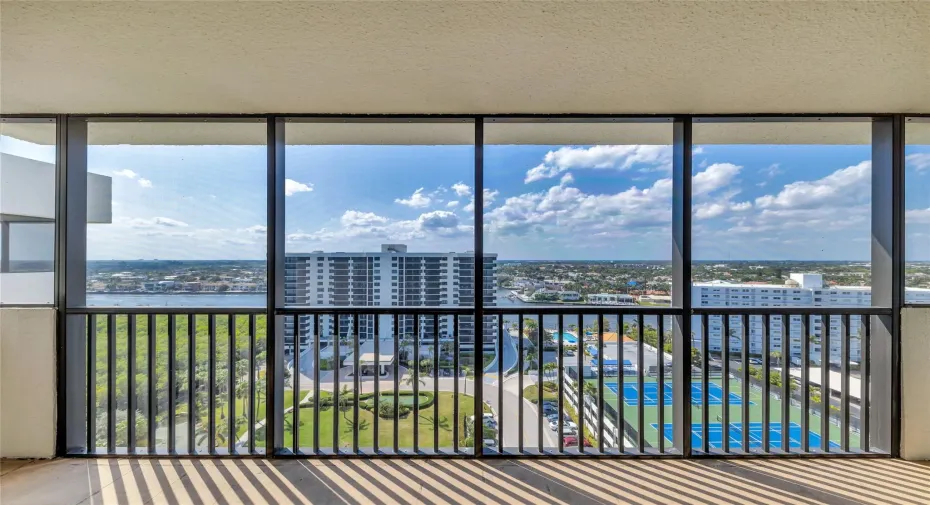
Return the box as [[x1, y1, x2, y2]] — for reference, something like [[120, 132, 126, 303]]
[[0, 307, 56, 458], [0, 272, 55, 305], [902, 307, 930, 460], [0, 153, 112, 223]]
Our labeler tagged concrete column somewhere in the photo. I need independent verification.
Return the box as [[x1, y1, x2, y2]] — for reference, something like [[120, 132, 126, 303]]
[[901, 307, 930, 460], [0, 307, 57, 458], [1, 221, 10, 273]]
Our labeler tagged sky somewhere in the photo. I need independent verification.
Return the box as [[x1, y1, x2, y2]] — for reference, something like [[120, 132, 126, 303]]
[[2, 123, 930, 262]]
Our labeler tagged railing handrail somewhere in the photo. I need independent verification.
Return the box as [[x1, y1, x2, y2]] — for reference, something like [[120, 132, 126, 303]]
[[66, 306, 267, 315], [691, 306, 892, 316]]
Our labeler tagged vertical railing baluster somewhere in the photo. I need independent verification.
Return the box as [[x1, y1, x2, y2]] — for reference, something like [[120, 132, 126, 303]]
[[841, 314, 850, 452], [374, 314, 380, 454], [518, 314, 524, 454], [147, 314, 156, 451], [821, 313, 831, 453], [781, 315, 790, 454], [497, 315, 504, 454], [312, 314, 320, 456], [801, 314, 810, 453], [228, 315, 237, 454], [168, 315, 176, 454], [637, 314, 645, 453], [741, 313, 750, 452], [537, 314, 543, 454], [700, 313, 709, 454], [413, 314, 420, 452], [107, 314, 116, 454], [128, 314, 137, 453], [353, 313, 360, 454], [333, 314, 340, 453], [596, 313, 604, 454], [762, 313, 770, 453], [453, 314, 460, 453], [293, 315, 300, 454], [657, 315, 665, 454], [722, 314, 730, 454], [208, 314, 216, 454], [578, 314, 586, 453], [617, 313, 625, 453], [860, 315, 870, 452], [433, 313, 440, 453], [188, 315, 196, 454], [557, 314, 564, 454], [87, 315, 96, 453], [249, 314, 256, 455], [393, 314, 400, 454]]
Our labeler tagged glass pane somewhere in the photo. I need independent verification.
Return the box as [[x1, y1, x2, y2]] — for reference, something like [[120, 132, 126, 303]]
[[0, 120, 57, 304], [85, 121, 267, 307], [691, 120, 872, 453], [905, 119, 930, 303], [484, 120, 674, 453], [284, 120, 476, 453]]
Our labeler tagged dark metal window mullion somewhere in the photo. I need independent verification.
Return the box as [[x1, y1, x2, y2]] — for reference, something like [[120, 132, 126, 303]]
[[353, 314, 360, 454], [781, 315, 790, 454], [700, 313, 709, 454], [312, 314, 320, 455], [147, 314, 156, 452], [107, 314, 116, 453], [168, 314, 177, 454], [801, 314, 810, 453], [841, 314, 850, 452], [721, 315, 730, 454], [208, 314, 216, 454], [228, 314, 236, 454], [671, 116, 692, 457], [637, 314, 645, 453], [433, 313, 440, 453], [596, 313, 604, 453], [128, 315, 137, 453], [656, 315, 665, 454], [373, 314, 380, 453], [761, 313, 770, 452], [473, 117, 484, 458]]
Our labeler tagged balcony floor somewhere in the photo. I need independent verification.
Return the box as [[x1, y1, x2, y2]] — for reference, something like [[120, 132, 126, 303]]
[[1, 457, 928, 505]]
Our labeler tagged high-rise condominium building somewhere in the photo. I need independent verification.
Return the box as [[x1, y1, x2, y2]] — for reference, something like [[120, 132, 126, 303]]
[[692, 273, 930, 364], [284, 244, 497, 355]]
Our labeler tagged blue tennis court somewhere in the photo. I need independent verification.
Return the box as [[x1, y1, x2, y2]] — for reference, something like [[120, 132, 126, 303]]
[[652, 422, 841, 450], [606, 381, 751, 407]]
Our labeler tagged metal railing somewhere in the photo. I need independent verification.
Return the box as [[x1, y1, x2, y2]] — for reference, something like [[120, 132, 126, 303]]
[[65, 305, 889, 458]]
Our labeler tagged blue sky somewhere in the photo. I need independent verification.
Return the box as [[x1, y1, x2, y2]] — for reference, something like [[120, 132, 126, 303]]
[[3, 129, 930, 261]]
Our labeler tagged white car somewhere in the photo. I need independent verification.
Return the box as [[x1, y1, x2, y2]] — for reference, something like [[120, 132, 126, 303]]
[[549, 420, 578, 434]]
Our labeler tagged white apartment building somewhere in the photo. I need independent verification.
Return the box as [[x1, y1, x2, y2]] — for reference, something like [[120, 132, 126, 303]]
[[284, 244, 497, 355], [693, 273, 930, 364], [588, 293, 637, 306]]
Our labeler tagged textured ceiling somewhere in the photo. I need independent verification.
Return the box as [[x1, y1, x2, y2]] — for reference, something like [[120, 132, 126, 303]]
[[1, 1, 929, 116]]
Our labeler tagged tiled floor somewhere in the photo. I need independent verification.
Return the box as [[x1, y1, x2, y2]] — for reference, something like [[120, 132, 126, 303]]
[[1, 457, 928, 505]]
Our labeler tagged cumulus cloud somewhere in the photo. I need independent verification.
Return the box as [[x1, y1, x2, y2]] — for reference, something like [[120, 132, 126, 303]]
[[463, 189, 499, 213], [907, 207, 930, 224], [287, 208, 471, 243], [241, 225, 267, 235], [341, 210, 389, 227], [137, 178, 153, 188], [755, 161, 870, 210], [693, 163, 742, 196], [446, 201, 459, 208], [907, 153, 930, 172], [395, 187, 432, 208], [560, 173, 575, 186], [285, 179, 314, 196], [113, 169, 138, 179], [524, 145, 671, 183], [451, 182, 472, 197]]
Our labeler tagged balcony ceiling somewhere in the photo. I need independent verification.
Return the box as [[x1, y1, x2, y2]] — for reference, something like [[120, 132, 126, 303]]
[[1, 1, 929, 145]]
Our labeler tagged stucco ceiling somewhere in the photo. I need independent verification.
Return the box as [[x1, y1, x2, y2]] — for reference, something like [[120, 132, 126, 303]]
[[1, 1, 929, 116]]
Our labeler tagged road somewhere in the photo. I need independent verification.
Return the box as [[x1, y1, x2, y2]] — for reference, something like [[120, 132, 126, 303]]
[[480, 374, 559, 450]]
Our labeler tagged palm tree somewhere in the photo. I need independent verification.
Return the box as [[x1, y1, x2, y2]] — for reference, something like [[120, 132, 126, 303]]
[[543, 361, 558, 382], [460, 365, 473, 395]]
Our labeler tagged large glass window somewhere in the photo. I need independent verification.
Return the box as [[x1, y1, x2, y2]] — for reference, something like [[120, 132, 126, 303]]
[[0, 119, 57, 305], [484, 120, 674, 452], [691, 119, 873, 452], [86, 121, 267, 307], [905, 118, 930, 302], [284, 120, 475, 451]]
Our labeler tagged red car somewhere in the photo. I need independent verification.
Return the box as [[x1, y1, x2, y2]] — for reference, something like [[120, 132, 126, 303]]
[[563, 436, 592, 447]]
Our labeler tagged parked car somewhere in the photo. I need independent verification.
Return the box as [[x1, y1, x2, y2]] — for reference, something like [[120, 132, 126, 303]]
[[563, 436, 592, 447], [546, 413, 560, 424], [543, 404, 558, 415], [749, 358, 763, 365], [549, 420, 578, 433]]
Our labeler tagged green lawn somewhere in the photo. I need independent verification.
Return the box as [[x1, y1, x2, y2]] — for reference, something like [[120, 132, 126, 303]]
[[522, 381, 559, 403], [281, 391, 489, 450], [587, 375, 858, 451]]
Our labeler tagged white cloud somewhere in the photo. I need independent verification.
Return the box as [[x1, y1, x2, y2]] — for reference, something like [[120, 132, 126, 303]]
[[907, 153, 930, 172], [446, 201, 459, 208], [693, 163, 742, 196], [693, 147, 704, 155], [395, 187, 432, 208], [112, 169, 138, 179], [560, 173, 575, 186], [241, 225, 267, 235], [285, 179, 314, 196], [759, 163, 784, 178], [288, 208, 471, 244], [341, 210, 389, 227], [137, 178, 153, 188], [128, 217, 189, 228], [524, 145, 672, 183], [463, 189, 499, 213], [451, 182, 472, 197], [755, 161, 870, 210], [907, 207, 930, 224]]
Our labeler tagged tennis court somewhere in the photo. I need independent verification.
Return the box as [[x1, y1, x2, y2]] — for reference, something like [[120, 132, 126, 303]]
[[606, 381, 751, 407], [653, 422, 841, 450]]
